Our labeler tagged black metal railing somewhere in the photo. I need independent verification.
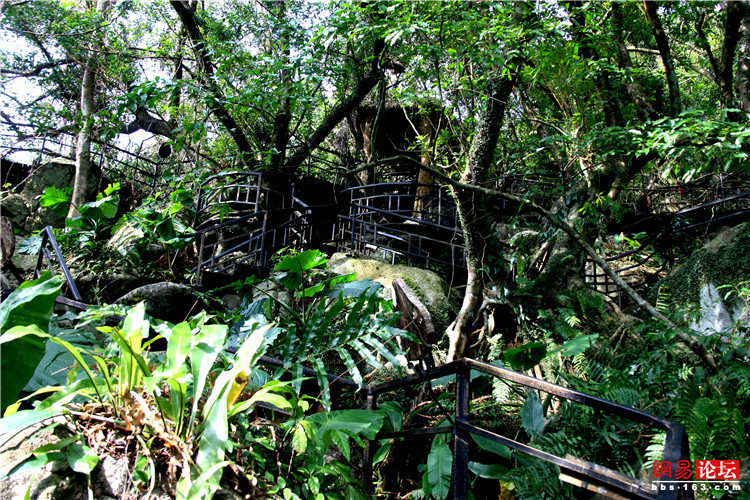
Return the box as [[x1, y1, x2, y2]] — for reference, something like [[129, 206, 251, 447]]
[[363, 358, 691, 500], [34, 226, 87, 310]]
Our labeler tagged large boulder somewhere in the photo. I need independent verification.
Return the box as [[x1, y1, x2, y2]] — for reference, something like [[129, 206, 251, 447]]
[[0, 192, 31, 231], [653, 222, 750, 335], [115, 282, 207, 323], [327, 252, 457, 332]]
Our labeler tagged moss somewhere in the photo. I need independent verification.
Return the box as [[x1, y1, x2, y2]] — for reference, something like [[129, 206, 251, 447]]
[[653, 222, 750, 306], [327, 252, 458, 332]]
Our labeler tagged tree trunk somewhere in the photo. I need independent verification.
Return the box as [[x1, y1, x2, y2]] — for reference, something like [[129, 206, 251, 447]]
[[68, 0, 110, 218], [446, 74, 517, 361], [737, 7, 750, 114], [171, 0, 254, 165], [643, 1, 682, 116]]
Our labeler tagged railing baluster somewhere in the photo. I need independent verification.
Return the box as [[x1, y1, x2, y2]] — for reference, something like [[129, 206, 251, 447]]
[[454, 361, 471, 500]]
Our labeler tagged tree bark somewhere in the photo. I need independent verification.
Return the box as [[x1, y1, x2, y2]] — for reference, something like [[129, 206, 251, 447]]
[[643, 1, 682, 116], [171, 0, 254, 165], [68, 0, 111, 219], [446, 74, 517, 361], [737, 6, 750, 114]]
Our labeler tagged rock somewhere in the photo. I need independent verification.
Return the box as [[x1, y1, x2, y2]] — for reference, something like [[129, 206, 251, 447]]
[[106, 222, 145, 257], [115, 282, 206, 323], [0, 192, 30, 230], [254, 278, 293, 312], [653, 222, 750, 335], [221, 293, 242, 311], [20, 158, 76, 209], [0, 418, 83, 500], [0, 216, 14, 265], [91, 454, 129, 498], [327, 252, 457, 332]]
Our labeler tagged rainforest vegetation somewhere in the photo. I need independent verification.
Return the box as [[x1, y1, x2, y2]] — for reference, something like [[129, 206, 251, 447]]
[[0, 1, 749, 499]]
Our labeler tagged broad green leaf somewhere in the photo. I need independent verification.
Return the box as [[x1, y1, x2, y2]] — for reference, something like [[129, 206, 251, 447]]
[[307, 409, 385, 442], [550, 333, 599, 357], [293, 422, 308, 454], [330, 430, 351, 461], [167, 322, 192, 373], [0, 408, 64, 437], [471, 433, 512, 459], [521, 391, 545, 438], [503, 342, 546, 371], [1, 451, 66, 479], [0, 274, 62, 332], [468, 461, 508, 480], [323, 278, 382, 298], [2, 325, 103, 404], [427, 438, 453, 500], [65, 443, 99, 474], [275, 249, 326, 273], [373, 441, 393, 464]]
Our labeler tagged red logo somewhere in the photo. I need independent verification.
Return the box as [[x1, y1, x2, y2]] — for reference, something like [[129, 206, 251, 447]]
[[695, 460, 739, 481]]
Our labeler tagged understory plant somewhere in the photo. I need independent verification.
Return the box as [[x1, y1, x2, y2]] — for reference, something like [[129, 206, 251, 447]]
[[0, 271, 395, 499]]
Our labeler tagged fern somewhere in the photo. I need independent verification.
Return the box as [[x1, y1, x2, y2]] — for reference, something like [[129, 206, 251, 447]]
[[645, 432, 666, 463], [603, 388, 641, 408], [274, 289, 416, 409]]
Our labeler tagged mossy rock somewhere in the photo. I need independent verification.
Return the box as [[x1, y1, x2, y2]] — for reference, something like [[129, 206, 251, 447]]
[[652, 223, 750, 305], [327, 252, 458, 332], [650, 222, 750, 332]]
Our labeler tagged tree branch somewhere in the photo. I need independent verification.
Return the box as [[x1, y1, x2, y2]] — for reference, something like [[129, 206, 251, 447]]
[[400, 156, 717, 368], [171, 0, 253, 164], [643, 1, 682, 116], [0, 57, 76, 77]]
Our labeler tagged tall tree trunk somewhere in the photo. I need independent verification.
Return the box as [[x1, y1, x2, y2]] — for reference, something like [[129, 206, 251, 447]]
[[68, 0, 111, 219], [172, 0, 254, 165], [695, 2, 746, 113], [446, 74, 517, 361], [269, 0, 292, 171], [737, 7, 750, 114], [611, 2, 657, 122], [644, 1, 682, 116]]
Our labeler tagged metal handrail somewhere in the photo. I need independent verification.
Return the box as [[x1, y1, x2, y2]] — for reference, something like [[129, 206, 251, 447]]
[[34, 226, 85, 307], [363, 358, 691, 500]]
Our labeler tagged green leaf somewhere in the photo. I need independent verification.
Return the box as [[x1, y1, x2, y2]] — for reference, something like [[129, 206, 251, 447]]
[[0, 409, 64, 437], [426, 438, 453, 500], [471, 433, 512, 459], [323, 278, 382, 298], [521, 391, 545, 438], [39, 186, 71, 212], [2, 324, 103, 408], [0, 274, 62, 332], [548, 333, 599, 357], [468, 461, 508, 480], [275, 249, 326, 273], [503, 342, 546, 371], [166, 322, 192, 373], [292, 421, 308, 454], [373, 441, 393, 464], [330, 430, 351, 461], [65, 443, 99, 474], [307, 409, 385, 442]]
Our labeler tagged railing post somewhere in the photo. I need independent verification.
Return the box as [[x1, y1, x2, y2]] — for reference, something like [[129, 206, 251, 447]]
[[454, 360, 470, 500], [658, 422, 692, 500], [363, 387, 377, 494]]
